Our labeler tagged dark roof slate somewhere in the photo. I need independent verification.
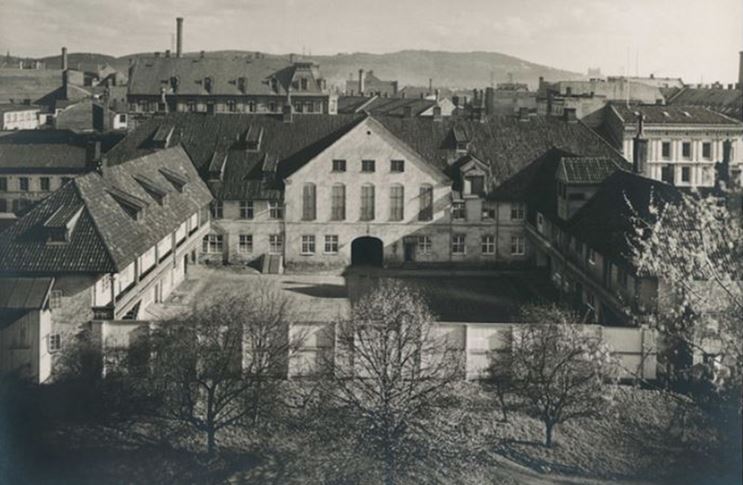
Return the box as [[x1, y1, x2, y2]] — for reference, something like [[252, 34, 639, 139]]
[[610, 103, 742, 125], [0, 277, 54, 309], [557, 157, 620, 184]]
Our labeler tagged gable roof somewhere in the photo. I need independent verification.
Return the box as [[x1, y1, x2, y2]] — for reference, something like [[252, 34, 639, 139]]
[[610, 103, 742, 126], [664, 87, 743, 120], [338, 96, 437, 117], [127, 56, 327, 97], [0, 146, 212, 274], [557, 157, 620, 184]]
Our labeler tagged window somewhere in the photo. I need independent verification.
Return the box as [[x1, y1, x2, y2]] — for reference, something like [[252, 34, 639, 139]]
[[48, 334, 61, 353], [210, 200, 223, 219], [481, 235, 495, 255], [360, 184, 375, 221], [390, 160, 405, 172], [300, 78, 308, 90], [417, 236, 432, 255], [187, 101, 197, 112], [239, 200, 254, 219], [482, 208, 496, 219], [661, 165, 674, 184], [19, 177, 29, 191], [389, 184, 404, 221], [661, 142, 671, 160], [0, 199, 6, 212], [269, 201, 283, 219], [361, 159, 376, 172], [268, 102, 276, 112], [411, 185, 432, 222], [682, 166, 691, 183], [302, 183, 316, 220], [238, 234, 253, 253], [49, 290, 63, 309], [247, 101, 256, 113], [269, 234, 283, 254], [510, 236, 525, 255], [510, 203, 525, 221], [0, 177, 7, 191], [452, 234, 466, 255], [702, 142, 712, 160], [40, 177, 50, 191], [682, 142, 691, 159], [467, 175, 485, 195], [324, 235, 339, 254], [227, 100, 237, 112], [202, 234, 223, 254], [332, 159, 347, 172], [452, 201, 465, 220], [331, 184, 346, 220], [305, 102, 313, 113], [301, 235, 316, 254], [587, 248, 596, 265]]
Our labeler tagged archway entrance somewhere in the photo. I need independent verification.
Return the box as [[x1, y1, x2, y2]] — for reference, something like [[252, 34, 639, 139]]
[[351, 237, 383, 267]]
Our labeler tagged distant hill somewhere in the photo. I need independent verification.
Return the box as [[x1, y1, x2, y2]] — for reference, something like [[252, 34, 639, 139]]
[[15, 49, 583, 91]]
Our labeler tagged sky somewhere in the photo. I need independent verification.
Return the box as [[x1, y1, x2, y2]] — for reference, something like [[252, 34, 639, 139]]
[[1, 0, 741, 83]]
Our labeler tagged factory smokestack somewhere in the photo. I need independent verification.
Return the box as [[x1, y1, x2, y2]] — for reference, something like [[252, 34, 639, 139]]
[[61, 47, 67, 70], [176, 17, 184, 58]]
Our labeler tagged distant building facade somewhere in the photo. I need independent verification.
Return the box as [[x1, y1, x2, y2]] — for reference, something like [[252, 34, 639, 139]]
[[0, 104, 39, 130], [345, 69, 399, 97]]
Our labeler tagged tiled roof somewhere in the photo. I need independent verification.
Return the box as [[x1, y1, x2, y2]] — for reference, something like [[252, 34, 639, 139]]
[[107, 112, 627, 201], [665, 87, 743, 120], [0, 68, 64, 105], [610, 103, 742, 125], [0, 130, 123, 173], [557, 157, 620, 184], [338, 96, 437, 117], [128, 57, 326, 97], [0, 277, 54, 309], [0, 146, 212, 274], [566, 171, 683, 267], [0, 103, 39, 113]]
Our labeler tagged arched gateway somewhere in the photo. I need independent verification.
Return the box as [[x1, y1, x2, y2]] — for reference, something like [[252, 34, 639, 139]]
[[350, 237, 383, 267]]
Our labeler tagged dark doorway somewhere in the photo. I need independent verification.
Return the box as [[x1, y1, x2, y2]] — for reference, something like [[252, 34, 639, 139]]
[[351, 237, 383, 267], [404, 242, 415, 263]]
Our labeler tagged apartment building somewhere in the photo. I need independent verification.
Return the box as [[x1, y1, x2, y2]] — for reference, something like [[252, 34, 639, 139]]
[[0, 146, 212, 382], [0, 104, 40, 130], [105, 110, 626, 272], [602, 104, 743, 188]]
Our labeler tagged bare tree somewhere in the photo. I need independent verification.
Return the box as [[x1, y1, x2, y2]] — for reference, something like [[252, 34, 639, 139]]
[[140, 282, 300, 455], [323, 280, 462, 485], [508, 304, 618, 447]]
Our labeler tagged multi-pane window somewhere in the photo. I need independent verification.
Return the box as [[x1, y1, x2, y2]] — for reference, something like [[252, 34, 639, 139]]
[[452, 201, 465, 220], [202, 234, 223, 253], [361, 160, 376, 172], [390, 160, 405, 172], [210, 201, 223, 219], [481, 235, 495, 255], [682, 142, 691, 159], [19, 177, 29, 191], [301, 235, 316, 254], [452, 234, 466, 254], [324, 235, 339, 254], [269, 234, 283, 254], [247, 101, 256, 112], [682, 166, 691, 183], [239, 200, 254, 219], [40, 177, 50, 191], [227, 100, 237, 112], [510, 203, 525, 221], [417, 236, 432, 255], [331, 184, 346, 220], [510, 236, 525, 255], [238, 234, 253, 253], [389, 185, 404, 221], [0, 177, 6, 191], [702, 142, 712, 160], [332, 159, 347, 172], [269, 201, 283, 219], [302, 183, 317, 220], [418, 185, 433, 221], [360, 184, 375, 221], [661, 142, 671, 160], [49, 290, 63, 308], [48, 334, 61, 352]]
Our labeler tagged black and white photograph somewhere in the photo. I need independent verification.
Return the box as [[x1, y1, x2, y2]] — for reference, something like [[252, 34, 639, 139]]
[[0, 1, 741, 483]]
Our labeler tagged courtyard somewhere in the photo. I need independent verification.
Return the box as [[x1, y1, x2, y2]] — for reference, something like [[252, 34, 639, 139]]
[[150, 265, 559, 324]]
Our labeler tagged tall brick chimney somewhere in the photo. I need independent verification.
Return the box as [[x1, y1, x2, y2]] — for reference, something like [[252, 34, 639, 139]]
[[61, 47, 67, 70], [358, 69, 365, 96], [632, 114, 648, 175], [176, 17, 184, 58]]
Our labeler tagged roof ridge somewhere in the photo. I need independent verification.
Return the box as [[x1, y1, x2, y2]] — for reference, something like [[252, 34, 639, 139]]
[[71, 174, 119, 272]]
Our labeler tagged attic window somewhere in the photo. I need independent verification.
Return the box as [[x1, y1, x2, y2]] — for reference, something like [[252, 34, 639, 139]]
[[244, 126, 264, 151], [237, 77, 247, 93], [133, 175, 169, 205], [662, 111, 670, 118], [159, 168, 188, 192], [452, 126, 469, 152], [107, 187, 148, 221], [300, 78, 308, 90], [204, 77, 213, 93], [152, 125, 174, 148], [43, 205, 83, 244]]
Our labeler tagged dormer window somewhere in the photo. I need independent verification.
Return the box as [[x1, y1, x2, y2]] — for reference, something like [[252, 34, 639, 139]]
[[452, 126, 469, 153], [169, 76, 179, 93], [43, 205, 83, 244], [107, 187, 148, 221], [466, 175, 484, 196], [237, 77, 247, 93], [204, 77, 213, 93], [270, 78, 278, 92], [159, 167, 188, 192], [134, 174, 169, 205], [244, 126, 264, 151], [300, 78, 308, 90]]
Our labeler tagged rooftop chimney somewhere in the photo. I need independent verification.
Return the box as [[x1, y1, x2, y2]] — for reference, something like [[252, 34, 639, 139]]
[[563, 107, 577, 123], [358, 69, 365, 96], [61, 47, 68, 70], [428, 78, 433, 95], [165, 49, 171, 58], [632, 114, 648, 175], [176, 17, 184, 58]]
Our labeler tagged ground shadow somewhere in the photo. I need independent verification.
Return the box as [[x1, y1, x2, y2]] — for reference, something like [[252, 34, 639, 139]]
[[282, 283, 348, 299]]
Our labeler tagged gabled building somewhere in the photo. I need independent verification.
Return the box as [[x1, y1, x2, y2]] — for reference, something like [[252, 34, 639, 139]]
[[106, 110, 626, 272], [0, 103, 40, 130], [0, 146, 212, 382], [345, 69, 399, 97]]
